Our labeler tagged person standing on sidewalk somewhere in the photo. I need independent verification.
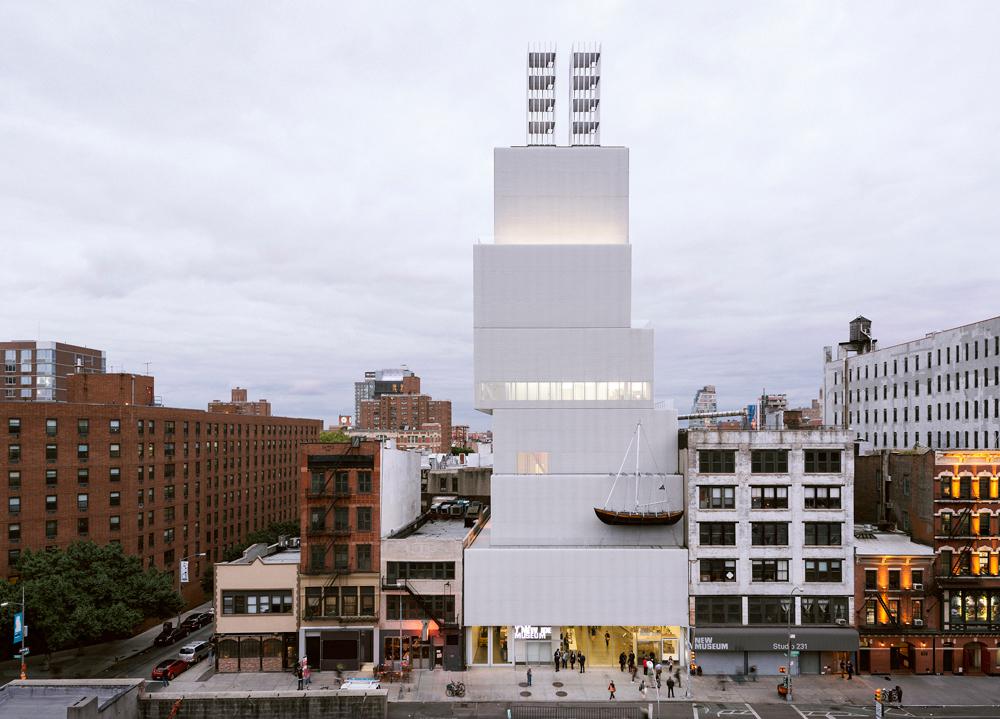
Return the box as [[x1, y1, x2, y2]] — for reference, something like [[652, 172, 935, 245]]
[[847, 660, 854, 680], [605, 631, 611, 650], [554, 650, 560, 672], [666, 675, 675, 698], [619, 651, 627, 672], [569, 650, 576, 670], [526, 668, 532, 687], [608, 680, 616, 700], [579, 653, 586, 673]]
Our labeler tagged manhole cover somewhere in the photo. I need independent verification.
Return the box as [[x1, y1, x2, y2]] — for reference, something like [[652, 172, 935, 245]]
[[519, 691, 532, 697], [552, 681, 564, 687], [518, 682, 528, 687], [555, 690, 568, 697]]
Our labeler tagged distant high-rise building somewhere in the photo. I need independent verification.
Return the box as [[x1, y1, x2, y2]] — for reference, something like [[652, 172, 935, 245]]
[[822, 315, 1000, 450], [208, 387, 272, 416], [689, 385, 718, 427], [353, 367, 415, 422], [355, 368, 451, 453], [1, 341, 105, 402]]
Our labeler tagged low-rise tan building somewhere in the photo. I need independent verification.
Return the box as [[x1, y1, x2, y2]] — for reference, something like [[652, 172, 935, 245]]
[[380, 514, 470, 671], [215, 539, 301, 672]]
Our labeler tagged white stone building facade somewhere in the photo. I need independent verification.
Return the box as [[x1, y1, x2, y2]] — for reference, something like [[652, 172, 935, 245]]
[[823, 316, 1000, 450], [684, 428, 857, 676]]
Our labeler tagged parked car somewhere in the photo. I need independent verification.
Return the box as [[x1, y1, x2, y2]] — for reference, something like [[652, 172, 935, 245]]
[[181, 611, 213, 631], [178, 640, 212, 664], [152, 622, 176, 647], [151, 659, 189, 681], [165, 625, 191, 644]]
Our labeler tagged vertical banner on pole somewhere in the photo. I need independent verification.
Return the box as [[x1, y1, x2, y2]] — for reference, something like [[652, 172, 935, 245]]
[[180, 560, 190, 584], [13, 612, 23, 645]]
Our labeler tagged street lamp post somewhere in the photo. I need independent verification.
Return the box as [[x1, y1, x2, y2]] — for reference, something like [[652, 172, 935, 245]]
[[177, 553, 207, 627], [2, 584, 27, 679], [785, 587, 802, 702]]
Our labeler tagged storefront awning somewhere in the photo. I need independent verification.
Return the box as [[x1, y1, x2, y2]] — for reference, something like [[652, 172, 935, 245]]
[[694, 627, 860, 652]]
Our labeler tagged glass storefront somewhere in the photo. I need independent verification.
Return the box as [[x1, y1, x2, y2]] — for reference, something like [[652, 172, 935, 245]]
[[466, 625, 683, 666]]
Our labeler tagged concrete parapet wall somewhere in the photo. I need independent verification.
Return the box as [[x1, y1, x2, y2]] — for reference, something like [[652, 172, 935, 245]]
[[139, 690, 388, 719]]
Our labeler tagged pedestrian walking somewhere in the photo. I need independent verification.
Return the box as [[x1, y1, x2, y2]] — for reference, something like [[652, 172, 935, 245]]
[[526, 668, 532, 687], [608, 680, 616, 700], [839, 659, 846, 679], [162, 675, 170, 690], [666, 676, 675, 698], [295, 665, 304, 690], [847, 660, 854, 680], [639, 679, 646, 698], [579, 653, 586, 673], [561, 650, 568, 670], [655, 662, 662, 684], [570, 651, 576, 670], [605, 631, 611, 649], [643, 658, 649, 676], [631, 664, 638, 682], [554, 650, 560, 672], [674, 668, 681, 687], [619, 651, 627, 672], [628, 651, 635, 670]]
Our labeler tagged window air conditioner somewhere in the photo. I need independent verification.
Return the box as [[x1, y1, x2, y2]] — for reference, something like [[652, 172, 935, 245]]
[[835, 618, 848, 626], [912, 583, 923, 591], [913, 619, 924, 627]]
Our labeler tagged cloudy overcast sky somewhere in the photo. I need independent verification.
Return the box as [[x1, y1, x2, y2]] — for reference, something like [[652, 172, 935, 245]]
[[3, 1, 998, 428]]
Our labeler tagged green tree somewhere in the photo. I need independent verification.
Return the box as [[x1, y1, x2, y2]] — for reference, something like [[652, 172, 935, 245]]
[[0, 542, 182, 654], [318, 429, 350, 443]]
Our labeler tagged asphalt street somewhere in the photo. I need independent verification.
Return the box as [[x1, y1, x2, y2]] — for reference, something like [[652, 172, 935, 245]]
[[100, 623, 214, 683]]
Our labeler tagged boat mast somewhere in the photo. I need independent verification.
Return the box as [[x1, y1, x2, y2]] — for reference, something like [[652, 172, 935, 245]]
[[603, 427, 637, 509], [634, 423, 641, 508]]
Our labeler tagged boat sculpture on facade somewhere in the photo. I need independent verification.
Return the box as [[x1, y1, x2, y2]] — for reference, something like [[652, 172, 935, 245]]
[[594, 422, 684, 526]]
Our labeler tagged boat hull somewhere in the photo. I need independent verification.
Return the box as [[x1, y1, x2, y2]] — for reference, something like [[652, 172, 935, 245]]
[[593, 507, 684, 526]]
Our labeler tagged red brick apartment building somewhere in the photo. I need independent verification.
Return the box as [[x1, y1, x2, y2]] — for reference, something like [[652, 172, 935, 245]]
[[357, 374, 452, 453], [299, 440, 382, 670], [855, 448, 1000, 674], [208, 387, 272, 417], [1, 373, 321, 605]]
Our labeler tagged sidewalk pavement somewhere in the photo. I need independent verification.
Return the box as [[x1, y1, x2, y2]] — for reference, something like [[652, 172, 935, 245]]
[[166, 663, 1000, 706], [0, 601, 212, 684]]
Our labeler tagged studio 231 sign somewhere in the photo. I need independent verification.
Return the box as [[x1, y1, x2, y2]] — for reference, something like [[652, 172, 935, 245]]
[[513, 625, 552, 640]]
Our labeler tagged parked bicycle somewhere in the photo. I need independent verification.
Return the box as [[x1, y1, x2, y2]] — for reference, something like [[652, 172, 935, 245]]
[[446, 680, 466, 697]]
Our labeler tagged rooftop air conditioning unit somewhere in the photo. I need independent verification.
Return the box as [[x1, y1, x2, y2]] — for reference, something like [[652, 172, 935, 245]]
[[912, 583, 923, 591], [913, 619, 924, 627]]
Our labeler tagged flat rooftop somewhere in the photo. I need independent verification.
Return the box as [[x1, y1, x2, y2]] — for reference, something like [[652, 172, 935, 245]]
[[404, 518, 471, 540], [854, 527, 935, 557], [0, 680, 141, 719]]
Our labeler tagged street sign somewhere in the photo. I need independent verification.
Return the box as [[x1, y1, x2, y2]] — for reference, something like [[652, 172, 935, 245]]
[[12, 612, 22, 645], [180, 560, 190, 584], [18, 648, 29, 656], [790, 650, 800, 657]]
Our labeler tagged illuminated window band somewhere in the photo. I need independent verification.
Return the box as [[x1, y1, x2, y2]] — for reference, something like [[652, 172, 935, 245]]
[[478, 380, 651, 402]]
